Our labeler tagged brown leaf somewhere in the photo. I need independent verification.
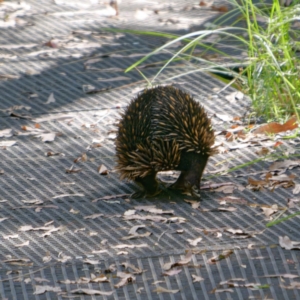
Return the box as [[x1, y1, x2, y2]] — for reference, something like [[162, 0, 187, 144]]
[[74, 153, 87, 163], [163, 251, 192, 270], [46, 151, 63, 157], [66, 165, 82, 174], [98, 164, 108, 175], [248, 177, 267, 186], [211, 5, 229, 12], [255, 147, 270, 156], [253, 116, 298, 134], [207, 250, 233, 264]]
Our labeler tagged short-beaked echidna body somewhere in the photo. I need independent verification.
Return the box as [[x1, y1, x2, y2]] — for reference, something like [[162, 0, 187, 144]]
[[115, 85, 215, 198]]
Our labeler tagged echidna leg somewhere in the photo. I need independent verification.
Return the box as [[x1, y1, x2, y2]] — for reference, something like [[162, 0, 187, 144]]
[[132, 172, 161, 198], [170, 156, 209, 194]]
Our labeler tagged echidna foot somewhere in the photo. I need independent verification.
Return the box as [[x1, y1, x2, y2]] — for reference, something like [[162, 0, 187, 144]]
[[132, 172, 161, 198], [131, 187, 162, 199], [169, 182, 200, 197]]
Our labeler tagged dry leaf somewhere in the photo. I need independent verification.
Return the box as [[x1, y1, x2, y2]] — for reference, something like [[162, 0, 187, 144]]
[[71, 288, 113, 296], [84, 213, 103, 219], [0, 141, 17, 147], [279, 236, 300, 250], [57, 252, 72, 263], [134, 205, 174, 215], [124, 209, 136, 216], [114, 271, 136, 288], [124, 214, 167, 222], [208, 250, 233, 264], [3, 234, 18, 239], [34, 277, 50, 283], [261, 205, 278, 217], [45, 93, 55, 104], [260, 274, 299, 279], [98, 164, 108, 175], [153, 286, 179, 294], [128, 225, 146, 235], [253, 116, 298, 134], [34, 285, 61, 295], [184, 199, 200, 209], [287, 197, 299, 208], [113, 244, 148, 249], [39, 133, 56, 142], [163, 251, 192, 270], [162, 267, 182, 276], [293, 184, 300, 195], [43, 252, 52, 263], [214, 185, 235, 194], [66, 165, 82, 174], [16, 241, 29, 247], [255, 147, 270, 156], [122, 262, 143, 274], [90, 274, 109, 283], [281, 282, 300, 289], [187, 237, 203, 246], [248, 177, 267, 186], [192, 274, 204, 282], [218, 196, 248, 205], [0, 129, 13, 138], [218, 207, 237, 212], [46, 151, 63, 156], [225, 229, 254, 239], [121, 232, 151, 240], [215, 114, 232, 122], [74, 153, 87, 163], [82, 259, 99, 265], [269, 160, 300, 171], [214, 288, 234, 293]]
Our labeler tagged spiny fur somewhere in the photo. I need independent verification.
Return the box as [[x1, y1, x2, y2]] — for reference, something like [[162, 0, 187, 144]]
[[115, 85, 215, 182]]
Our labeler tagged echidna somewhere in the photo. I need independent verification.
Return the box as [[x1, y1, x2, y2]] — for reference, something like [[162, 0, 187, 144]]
[[115, 85, 215, 198]]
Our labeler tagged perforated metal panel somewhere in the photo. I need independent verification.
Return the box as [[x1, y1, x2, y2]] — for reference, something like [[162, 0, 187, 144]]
[[1, 0, 300, 299]]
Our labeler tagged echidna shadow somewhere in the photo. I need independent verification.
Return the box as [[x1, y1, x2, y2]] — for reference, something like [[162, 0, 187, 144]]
[[115, 85, 216, 198]]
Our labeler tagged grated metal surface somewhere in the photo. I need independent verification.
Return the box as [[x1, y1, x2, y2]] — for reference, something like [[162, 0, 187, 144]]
[[1, 0, 300, 299], [0, 247, 300, 300]]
